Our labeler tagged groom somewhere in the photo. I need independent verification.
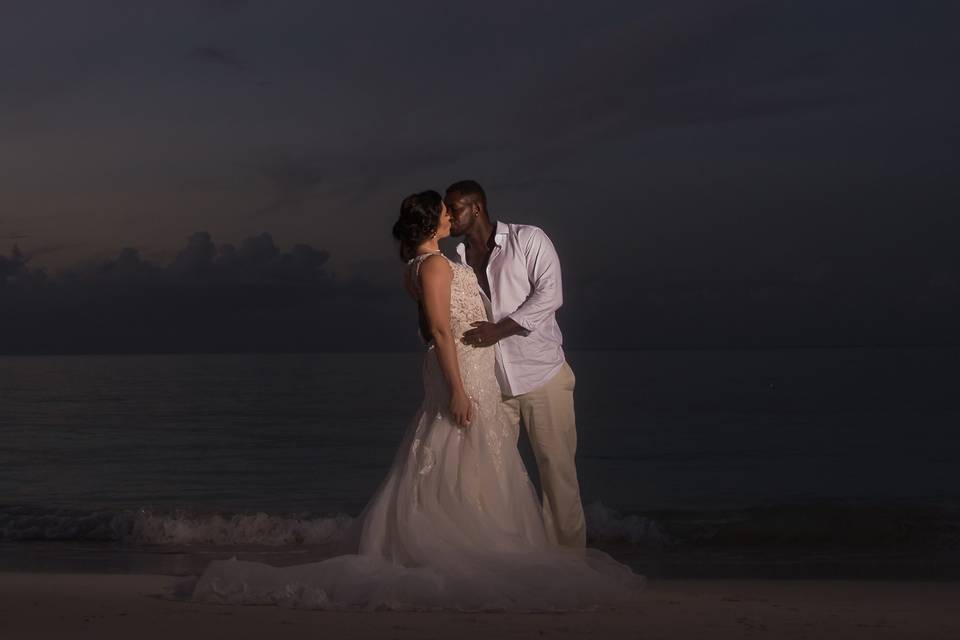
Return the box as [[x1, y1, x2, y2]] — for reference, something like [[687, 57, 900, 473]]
[[445, 180, 586, 549]]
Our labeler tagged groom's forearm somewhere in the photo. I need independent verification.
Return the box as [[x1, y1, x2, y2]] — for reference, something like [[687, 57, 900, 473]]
[[495, 318, 525, 339]]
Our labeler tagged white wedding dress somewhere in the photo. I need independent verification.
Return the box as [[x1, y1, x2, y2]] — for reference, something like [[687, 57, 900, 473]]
[[191, 253, 644, 611]]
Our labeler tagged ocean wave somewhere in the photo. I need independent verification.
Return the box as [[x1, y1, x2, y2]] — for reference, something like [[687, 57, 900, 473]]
[[3, 502, 958, 549], [584, 502, 669, 545], [0, 502, 665, 547], [0, 505, 353, 546]]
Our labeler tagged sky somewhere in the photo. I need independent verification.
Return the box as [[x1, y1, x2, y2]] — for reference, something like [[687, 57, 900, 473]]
[[2, 0, 959, 353]]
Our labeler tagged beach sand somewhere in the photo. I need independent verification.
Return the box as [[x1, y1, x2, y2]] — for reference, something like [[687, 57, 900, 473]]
[[1, 572, 957, 639]]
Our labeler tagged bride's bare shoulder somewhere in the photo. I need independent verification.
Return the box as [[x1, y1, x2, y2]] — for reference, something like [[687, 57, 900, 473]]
[[417, 254, 453, 280], [405, 254, 452, 301]]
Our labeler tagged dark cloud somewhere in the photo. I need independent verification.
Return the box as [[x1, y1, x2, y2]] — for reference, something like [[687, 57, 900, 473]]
[[0, 245, 29, 280], [2, 223, 959, 355], [62, 231, 333, 285], [169, 232, 217, 276], [0, 233, 419, 354]]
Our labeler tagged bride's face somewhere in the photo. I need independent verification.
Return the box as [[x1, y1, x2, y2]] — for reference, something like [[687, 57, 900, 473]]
[[435, 202, 452, 239]]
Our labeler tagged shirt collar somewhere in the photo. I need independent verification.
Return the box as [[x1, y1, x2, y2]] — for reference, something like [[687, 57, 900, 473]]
[[456, 221, 508, 261], [493, 220, 508, 246]]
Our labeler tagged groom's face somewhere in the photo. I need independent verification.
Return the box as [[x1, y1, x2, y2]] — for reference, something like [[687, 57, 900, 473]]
[[445, 192, 475, 236]]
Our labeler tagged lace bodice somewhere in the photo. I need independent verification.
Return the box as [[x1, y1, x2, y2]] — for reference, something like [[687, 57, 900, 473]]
[[406, 252, 488, 342]]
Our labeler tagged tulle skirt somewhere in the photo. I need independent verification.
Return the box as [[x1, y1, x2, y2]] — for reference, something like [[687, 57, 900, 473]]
[[191, 346, 644, 611]]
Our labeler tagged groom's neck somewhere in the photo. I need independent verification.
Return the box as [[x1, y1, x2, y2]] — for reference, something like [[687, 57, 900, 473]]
[[465, 218, 496, 249]]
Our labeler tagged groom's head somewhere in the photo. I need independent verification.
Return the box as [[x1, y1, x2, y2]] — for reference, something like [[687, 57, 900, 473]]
[[445, 180, 488, 236]]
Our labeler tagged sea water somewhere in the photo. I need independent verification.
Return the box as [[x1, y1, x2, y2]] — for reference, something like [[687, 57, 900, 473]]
[[2, 348, 958, 578]]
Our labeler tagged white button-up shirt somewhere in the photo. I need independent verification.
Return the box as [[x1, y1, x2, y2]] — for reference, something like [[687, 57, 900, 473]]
[[456, 221, 566, 397]]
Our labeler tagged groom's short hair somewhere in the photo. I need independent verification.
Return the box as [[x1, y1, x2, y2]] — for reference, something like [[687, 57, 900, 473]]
[[446, 180, 487, 208]]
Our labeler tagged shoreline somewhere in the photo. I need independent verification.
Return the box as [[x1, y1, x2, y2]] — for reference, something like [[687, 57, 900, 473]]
[[5, 537, 960, 582], [1, 571, 958, 639]]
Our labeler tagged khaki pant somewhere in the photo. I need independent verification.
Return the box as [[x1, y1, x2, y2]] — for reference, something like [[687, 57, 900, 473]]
[[501, 361, 586, 548]]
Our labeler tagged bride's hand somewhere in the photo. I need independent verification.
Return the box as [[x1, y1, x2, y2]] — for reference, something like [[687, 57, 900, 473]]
[[450, 391, 473, 428]]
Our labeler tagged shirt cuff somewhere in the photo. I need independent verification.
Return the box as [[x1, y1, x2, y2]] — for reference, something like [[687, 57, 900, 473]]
[[506, 312, 534, 335]]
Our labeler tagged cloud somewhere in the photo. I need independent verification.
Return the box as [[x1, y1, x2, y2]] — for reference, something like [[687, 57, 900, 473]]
[[0, 242, 76, 276], [169, 231, 217, 276], [3, 225, 959, 355], [67, 231, 333, 285], [0, 231, 420, 354], [96, 246, 162, 280], [0, 245, 28, 280]]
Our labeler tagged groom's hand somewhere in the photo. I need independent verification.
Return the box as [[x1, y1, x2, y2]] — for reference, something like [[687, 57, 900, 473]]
[[461, 319, 522, 348], [462, 321, 500, 348]]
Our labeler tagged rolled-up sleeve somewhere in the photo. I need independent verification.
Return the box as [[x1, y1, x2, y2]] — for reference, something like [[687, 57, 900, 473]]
[[507, 228, 563, 333]]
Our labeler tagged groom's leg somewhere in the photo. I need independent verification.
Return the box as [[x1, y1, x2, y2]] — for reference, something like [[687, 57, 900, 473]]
[[518, 362, 586, 549], [500, 395, 523, 446]]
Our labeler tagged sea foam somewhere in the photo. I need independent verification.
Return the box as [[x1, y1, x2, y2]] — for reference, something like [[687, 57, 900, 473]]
[[1, 502, 666, 546]]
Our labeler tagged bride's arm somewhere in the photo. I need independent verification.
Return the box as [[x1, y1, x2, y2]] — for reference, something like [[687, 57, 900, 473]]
[[419, 256, 473, 428]]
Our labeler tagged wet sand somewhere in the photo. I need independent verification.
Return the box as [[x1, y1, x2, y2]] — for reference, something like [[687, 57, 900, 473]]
[[1, 572, 958, 639]]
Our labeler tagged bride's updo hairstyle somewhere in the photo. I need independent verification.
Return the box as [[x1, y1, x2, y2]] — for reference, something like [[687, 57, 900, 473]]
[[392, 190, 443, 261]]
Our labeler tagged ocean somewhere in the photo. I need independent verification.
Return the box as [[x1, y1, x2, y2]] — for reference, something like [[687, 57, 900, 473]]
[[2, 348, 959, 579]]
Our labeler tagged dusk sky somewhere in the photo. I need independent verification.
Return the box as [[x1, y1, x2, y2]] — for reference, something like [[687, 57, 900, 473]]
[[2, 1, 958, 353]]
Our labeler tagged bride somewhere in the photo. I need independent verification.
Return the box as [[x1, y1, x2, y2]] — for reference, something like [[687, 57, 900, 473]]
[[190, 191, 644, 611]]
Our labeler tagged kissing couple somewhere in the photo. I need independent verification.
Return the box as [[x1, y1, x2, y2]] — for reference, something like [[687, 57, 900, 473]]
[[191, 180, 644, 611]]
